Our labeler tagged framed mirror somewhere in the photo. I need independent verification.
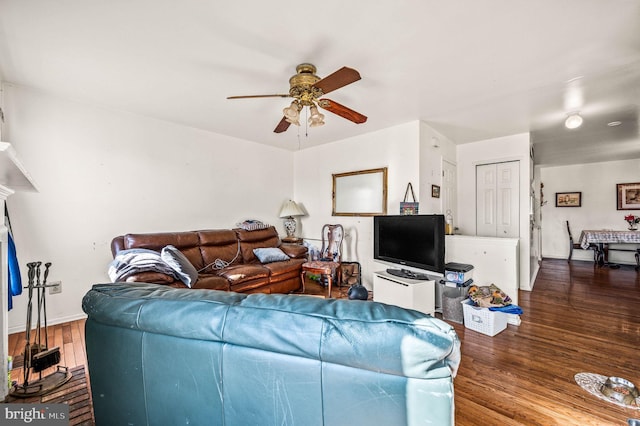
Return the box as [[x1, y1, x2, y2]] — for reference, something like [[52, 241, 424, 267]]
[[332, 167, 387, 216]]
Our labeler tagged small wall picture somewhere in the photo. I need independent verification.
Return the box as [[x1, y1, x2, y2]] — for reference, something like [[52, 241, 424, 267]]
[[431, 184, 440, 198], [617, 182, 640, 210], [555, 192, 581, 207]]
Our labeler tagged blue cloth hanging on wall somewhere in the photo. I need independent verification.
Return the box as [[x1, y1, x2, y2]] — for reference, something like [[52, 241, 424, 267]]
[[5, 205, 22, 310], [7, 232, 21, 310]]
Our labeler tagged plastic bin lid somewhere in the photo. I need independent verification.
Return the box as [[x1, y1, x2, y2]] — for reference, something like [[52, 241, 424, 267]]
[[445, 262, 474, 272]]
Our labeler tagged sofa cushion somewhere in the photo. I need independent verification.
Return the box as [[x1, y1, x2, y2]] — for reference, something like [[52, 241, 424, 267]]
[[263, 258, 306, 278], [197, 230, 243, 271], [217, 264, 270, 284], [235, 227, 280, 263], [161, 245, 199, 287], [253, 247, 290, 264], [177, 274, 229, 291]]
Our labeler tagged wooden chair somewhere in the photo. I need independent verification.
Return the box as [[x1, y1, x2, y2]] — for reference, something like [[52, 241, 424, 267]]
[[301, 224, 344, 298], [566, 221, 597, 263]]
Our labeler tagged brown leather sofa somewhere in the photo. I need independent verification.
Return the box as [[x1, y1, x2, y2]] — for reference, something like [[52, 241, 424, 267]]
[[110, 226, 308, 294]]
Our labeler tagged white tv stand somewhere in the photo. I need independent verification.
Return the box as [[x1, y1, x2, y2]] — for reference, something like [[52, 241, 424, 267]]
[[373, 270, 435, 316]]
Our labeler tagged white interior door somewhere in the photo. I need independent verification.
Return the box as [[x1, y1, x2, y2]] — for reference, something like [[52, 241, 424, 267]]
[[442, 160, 457, 225], [476, 164, 497, 236], [496, 161, 519, 237], [476, 161, 519, 237]]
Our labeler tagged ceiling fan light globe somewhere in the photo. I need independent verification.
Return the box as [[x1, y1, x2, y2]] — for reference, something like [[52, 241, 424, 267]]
[[309, 105, 322, 119], [309, 115, 325, 127], [283, 100, 301, 121], [283, 107, 299, 121]]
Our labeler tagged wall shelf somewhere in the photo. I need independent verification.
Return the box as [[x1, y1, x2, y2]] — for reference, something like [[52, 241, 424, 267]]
[[0, 142, 38, 192]]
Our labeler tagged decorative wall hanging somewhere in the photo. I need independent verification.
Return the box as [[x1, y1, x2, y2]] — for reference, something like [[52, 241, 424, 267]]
[[332, 167, 387, 216], [555, 192, 581, 207], [616, 182, 640, 210], [432, 184, 440, 199], [400, 183, 419, 215]]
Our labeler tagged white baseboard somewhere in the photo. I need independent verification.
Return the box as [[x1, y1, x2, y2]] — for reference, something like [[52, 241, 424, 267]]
[[8, 313, 88, 335]]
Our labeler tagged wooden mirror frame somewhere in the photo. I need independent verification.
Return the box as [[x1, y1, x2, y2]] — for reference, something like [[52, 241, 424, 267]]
[[332, 167, 388, 216]]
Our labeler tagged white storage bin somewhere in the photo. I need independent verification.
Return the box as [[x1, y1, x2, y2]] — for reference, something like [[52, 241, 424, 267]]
[[462, 300, 508, 336]]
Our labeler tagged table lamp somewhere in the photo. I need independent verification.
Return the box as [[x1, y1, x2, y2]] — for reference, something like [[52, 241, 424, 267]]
[[279, 200, 305, 238]]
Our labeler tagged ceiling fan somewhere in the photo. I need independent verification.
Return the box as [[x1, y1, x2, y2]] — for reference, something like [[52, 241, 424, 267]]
[[227, 63, 367, 133]]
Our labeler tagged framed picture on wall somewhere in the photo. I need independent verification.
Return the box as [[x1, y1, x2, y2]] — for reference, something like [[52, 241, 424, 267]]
[[431, 185, 440, 198], [616, 182, 640, 210], [555, 192, 581, 207]]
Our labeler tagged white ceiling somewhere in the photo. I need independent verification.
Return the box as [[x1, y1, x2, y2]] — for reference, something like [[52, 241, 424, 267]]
[[0, 0, 638, 167]]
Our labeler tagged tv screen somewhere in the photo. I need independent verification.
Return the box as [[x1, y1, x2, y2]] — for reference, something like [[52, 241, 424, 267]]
[[373, 214, 445, 274]]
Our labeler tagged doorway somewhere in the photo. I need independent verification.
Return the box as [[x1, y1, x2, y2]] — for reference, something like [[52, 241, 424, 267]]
[[442, 160, 457, 230]]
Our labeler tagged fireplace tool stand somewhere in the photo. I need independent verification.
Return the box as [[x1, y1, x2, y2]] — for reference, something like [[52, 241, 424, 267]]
[[9, 261, 71, 398]]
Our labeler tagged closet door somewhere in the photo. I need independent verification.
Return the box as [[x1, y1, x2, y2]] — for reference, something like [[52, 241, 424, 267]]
[[477, 164, 497, 236], [496, 161, 519, 237], [476, 161, 519, 237]]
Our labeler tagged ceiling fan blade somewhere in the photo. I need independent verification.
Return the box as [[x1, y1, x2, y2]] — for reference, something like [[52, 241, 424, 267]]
[[274, 117, 291, 133], [313, 67, 361, 95], [318, 99, 367, 124], [227, 94, 290, 99]]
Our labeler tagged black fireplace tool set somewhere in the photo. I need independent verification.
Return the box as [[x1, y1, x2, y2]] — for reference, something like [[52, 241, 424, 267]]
[[9, 261, 71, 398]]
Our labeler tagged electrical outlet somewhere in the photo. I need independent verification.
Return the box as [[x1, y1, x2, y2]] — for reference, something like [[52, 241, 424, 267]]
[[49, 280, 62, 295]]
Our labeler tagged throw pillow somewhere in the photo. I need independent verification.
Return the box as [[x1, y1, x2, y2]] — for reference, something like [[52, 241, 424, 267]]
[[253, 247, 290, 264], [161, 245, 199, 287], [237, 220, 271, 231]]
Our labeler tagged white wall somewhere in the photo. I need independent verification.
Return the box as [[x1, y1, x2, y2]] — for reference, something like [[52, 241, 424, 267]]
[[540, 159, 640, 263], [294, 121, 421, 288], [456, 132, 532, 290], [293, 120, 456, 289], [3, 84, 294, 332], [418, 121, 457, 215]]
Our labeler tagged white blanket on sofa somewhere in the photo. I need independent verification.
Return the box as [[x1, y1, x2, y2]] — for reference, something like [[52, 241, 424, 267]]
[[108, 248, 177, 282]]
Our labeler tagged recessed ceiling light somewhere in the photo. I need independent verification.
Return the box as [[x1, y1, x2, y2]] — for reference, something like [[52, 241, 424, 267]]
[[607, 121, 622, 127], [565, 112, 583, 129]]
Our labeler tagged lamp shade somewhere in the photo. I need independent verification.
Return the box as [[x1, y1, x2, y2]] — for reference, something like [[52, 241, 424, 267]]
[[279, 200, 305, 218]]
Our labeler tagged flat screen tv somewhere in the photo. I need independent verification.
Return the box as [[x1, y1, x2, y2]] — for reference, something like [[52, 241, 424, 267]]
[[373, 214, 445, 276]]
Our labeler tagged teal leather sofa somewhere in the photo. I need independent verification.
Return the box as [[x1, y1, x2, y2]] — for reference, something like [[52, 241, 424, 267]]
[[83, 283, 460, 425]]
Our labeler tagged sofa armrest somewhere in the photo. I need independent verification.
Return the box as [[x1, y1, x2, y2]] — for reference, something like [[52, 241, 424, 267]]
[[280, 243, 308, 259], [111, 236, 126, 257]]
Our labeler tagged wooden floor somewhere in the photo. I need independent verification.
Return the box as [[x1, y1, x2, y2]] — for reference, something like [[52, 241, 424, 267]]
[[452, 259, 640, 426], [7, 318, 88, 387], [7, 260, 640, 425]]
